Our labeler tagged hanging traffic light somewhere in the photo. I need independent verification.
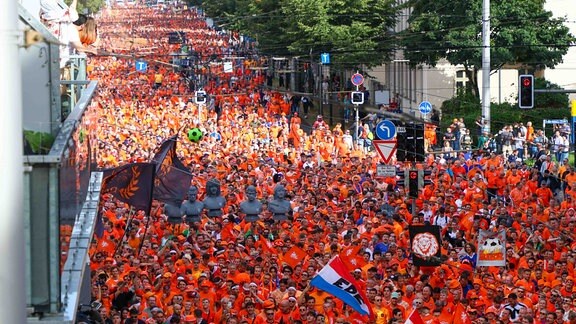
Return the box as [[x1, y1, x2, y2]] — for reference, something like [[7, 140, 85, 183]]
[[419, 169, 433, 188], [518, 75, 534, 109], [396, 168, 406, 188]]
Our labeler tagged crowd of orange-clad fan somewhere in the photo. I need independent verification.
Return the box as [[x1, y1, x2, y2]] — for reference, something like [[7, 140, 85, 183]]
[[79, 4, 576, 324]]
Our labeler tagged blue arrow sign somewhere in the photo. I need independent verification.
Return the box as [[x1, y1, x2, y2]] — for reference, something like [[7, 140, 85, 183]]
[[135, 60, 148, 73], [419, 101, 432, 115], [375, 120, 397, 140]]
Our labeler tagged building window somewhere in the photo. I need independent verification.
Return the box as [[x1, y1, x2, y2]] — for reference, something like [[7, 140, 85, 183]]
[[455, 70, 468, 92]]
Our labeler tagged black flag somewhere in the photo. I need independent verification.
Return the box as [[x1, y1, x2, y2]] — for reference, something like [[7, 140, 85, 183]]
[[95, 163, 156, 238], [409, 225, 442, 266], [152, 136, 192, 206]]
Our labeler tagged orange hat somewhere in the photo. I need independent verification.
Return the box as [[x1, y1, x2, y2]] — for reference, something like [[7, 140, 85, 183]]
[[262, 300, 275, 309], [448, 280, 461, 289], [163, 272, 173, 278], [552, 279, 562, 287]]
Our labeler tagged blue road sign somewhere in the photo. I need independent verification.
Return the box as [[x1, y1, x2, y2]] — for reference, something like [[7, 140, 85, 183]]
[[320, 53, 330, 64], [135, 60, 148, 73], [375, 120, 397, 140], [351, 73, 364, 86], [419, 101, 432, 115]]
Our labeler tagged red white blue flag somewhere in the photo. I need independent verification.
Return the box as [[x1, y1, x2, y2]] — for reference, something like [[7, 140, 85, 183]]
[[310, 256, 374, 318]]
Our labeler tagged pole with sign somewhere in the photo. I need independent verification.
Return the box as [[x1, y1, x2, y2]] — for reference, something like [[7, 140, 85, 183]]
[[373, 140, 397, 164], [572, 100, 576, 166], [351, 72, 364, 147]]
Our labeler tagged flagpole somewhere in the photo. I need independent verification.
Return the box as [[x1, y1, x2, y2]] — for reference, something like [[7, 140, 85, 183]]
[[137, 204, 160, 258], [113, 207, 136, 257]]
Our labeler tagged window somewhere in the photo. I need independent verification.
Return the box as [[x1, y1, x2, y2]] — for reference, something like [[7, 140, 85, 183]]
[[454, 70, 469, 93]]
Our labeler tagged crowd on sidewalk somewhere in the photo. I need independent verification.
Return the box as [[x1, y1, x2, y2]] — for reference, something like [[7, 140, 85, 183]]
[[56, 3, 576, 324]]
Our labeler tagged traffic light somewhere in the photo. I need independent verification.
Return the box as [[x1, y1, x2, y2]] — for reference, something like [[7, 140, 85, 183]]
[[518, 75, 534, 109], [414, 123, 425, 162], [396, 168, 406, 188], [351, 91, 364, 105], [408, 169, 419, 198], [401, 122, 425, 162], [195, 90, 207, 104], [396, 122, 406, 161], [419, 169, 433, 188]]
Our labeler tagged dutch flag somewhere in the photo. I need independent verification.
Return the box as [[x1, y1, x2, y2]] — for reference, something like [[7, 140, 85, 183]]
[[310, 256, 374, 319]]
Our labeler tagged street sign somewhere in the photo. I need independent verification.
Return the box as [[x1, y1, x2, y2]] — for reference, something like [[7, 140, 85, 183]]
[[351, 73, 364, 86], [418, 101, 432, 115], [351, 91, 364, 105], [223, 61, 233, 73], [373, 139, 397, 164], [397, 127, 406, 133], [375, 120, 397, 140], [321, 53, 330, 64], [195, 90, 207, 104], [376, 164, 396, 177], [135, 60, 148, 73]]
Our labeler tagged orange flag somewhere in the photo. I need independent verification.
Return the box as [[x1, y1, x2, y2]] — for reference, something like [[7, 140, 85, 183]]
[[339, 246, 366, 271], [452, 302, 472, 324], [282, 246, 307, 268]]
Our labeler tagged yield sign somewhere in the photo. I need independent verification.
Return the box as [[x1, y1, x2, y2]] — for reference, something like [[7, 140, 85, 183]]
[[373, 139, 397, 164]]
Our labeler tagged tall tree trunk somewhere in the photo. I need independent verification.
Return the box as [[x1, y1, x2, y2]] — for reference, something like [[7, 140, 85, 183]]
[[464, 67, 480, 99]]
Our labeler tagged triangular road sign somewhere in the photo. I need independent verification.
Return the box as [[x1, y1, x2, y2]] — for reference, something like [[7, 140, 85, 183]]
[[373, 140, 397, 164]]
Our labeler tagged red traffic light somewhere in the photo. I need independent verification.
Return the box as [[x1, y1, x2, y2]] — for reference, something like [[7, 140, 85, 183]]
[[522, 77, 531, 87]]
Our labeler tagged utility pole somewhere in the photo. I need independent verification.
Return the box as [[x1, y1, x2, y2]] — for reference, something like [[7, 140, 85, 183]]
[[482, 0, 491, 133], [1, 0, 25, 321]]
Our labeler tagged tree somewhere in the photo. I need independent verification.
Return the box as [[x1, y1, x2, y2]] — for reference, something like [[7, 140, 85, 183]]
[[533, 77, 569, 109], [401, 0, 575, 98], [196, 0, 399, 69], [65, 0, 105, 15]]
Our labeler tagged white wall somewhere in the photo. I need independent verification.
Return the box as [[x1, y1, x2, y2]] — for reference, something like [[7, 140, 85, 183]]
[[544, 0, 576, 101]]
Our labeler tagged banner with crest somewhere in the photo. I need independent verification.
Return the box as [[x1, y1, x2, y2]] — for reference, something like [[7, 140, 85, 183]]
[[95, 163, 155, 238], [409, 225, 442, 266]]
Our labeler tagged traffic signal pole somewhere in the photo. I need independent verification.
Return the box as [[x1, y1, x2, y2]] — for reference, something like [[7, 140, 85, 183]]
[[481, 0, 491, 133], [355, 84, 360, 147]]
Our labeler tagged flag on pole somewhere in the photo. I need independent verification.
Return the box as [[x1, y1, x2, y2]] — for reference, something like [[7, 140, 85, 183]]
[[405, 309, 424, 324], [151, 135, 192, 206], [95, 163, 156, 238], [310, 255, 374, 319]]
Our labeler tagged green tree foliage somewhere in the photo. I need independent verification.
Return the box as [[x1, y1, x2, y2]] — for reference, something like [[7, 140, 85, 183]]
[[195, 0, 399, 69], [533, 77, 569, 109], [65, 0, 105, 15], [441, 89, 569, 134], [401, 0, 575, 98]]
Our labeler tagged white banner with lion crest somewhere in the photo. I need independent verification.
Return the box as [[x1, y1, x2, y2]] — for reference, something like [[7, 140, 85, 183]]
[[477, 230, 506, 267]]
